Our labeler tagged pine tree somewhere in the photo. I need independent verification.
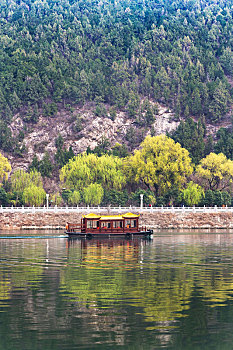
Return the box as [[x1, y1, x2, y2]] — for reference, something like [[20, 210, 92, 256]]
[[209, 82, 230, 121], [39, 152, 53, 177], [191, 87, 202, 115]]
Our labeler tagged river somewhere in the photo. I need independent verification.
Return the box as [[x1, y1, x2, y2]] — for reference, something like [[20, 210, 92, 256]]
[[0, 230, 233, 349]]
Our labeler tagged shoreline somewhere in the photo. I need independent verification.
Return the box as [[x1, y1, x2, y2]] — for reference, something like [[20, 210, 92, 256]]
[[1, 211, 233, 230]]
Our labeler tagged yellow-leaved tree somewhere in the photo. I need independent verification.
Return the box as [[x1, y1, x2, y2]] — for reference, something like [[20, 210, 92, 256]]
[[11, 169, 43, 193], [196, 152, 233, 190], [126, 135, 193, 196], [60, 153, 126, 191], [0, 152, 11, 185], [11, 169, 45, 206], [22, 184, 46, 206], [83, 183, 104, 206], [182, 181, 205, 206], [60, 153, 126, 205]]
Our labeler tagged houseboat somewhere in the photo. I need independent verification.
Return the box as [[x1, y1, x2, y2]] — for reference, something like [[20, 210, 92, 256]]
[[65, 213, 153, 239]]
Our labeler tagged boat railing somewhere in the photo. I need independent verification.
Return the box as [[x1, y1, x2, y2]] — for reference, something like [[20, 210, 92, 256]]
[[66, 223, 83, 232], [66, 222, 148, 233]]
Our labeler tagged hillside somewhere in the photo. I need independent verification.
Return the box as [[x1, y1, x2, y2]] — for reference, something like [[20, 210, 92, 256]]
[[0, 0, 233, 164]]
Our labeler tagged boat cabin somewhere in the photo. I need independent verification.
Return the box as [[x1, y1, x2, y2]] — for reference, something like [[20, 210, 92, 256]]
[[82, 213, 140, 233], [67, 213, 141, 234]]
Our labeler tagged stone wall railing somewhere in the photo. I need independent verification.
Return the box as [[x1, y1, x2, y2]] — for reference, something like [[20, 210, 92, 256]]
[[1, 205, 233, 213]]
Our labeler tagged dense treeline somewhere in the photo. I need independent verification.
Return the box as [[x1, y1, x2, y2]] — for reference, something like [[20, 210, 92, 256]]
[[1, 135, 233, 207], [1, 0, 233, 153]]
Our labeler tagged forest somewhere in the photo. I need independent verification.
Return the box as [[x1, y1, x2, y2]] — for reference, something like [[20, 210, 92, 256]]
[[0, 0, 233, 150], [1, 0, 233, 206]]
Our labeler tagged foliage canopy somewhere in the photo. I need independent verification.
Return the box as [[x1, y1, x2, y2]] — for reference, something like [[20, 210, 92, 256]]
[[11, 169, 43, 194], [0, 153, 11, 185], [22, 185, 46, 207], [196, 153, 233, 191], [182, 182, 205, 206], [83, 183, 104, 206], [60, 153, 126, 191], [126, 135, 193, 196]]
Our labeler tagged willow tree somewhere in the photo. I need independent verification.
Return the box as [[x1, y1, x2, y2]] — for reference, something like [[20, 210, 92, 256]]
[[0, 152, 11, 185], [83, 183, 104, 206], [196, 152, 233, 191], [60, 153, 126, 191], [126, 135, 193, 196], [11, 169, 44, 205], [182, 181, 204, 206], [22, 185, 46, 206], [68, 190, 81, 205], [11, 169, 43, 193]]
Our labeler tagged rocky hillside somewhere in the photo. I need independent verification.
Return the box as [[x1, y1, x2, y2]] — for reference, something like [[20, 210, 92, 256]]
[[7, 102, 179, 168], [9, 102, 233, 168], [4, 99, 233, 179]]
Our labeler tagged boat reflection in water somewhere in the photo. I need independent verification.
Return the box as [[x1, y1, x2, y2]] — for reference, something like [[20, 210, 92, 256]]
[[66, 236, 152, 266]]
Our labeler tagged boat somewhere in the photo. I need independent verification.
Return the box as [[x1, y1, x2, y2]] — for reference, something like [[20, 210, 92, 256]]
[[65, 212, 153, 239]]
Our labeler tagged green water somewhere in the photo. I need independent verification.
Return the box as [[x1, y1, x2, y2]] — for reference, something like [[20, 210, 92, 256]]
[[1, 231, 233, 349]]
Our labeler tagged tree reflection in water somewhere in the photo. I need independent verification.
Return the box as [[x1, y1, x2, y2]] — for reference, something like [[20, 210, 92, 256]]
[[1, 233, 233, 348]]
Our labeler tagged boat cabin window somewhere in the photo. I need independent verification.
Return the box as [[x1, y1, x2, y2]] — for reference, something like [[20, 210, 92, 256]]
[[131, 220, 137, 228], [125, 219, 131, 228], [93, 220, 99, 228], [125, 219, 137, 228], [87, 220, 99, 229], [113, 221, 123, 228], [101, 222, 111, 229], [87, 220, 92, 229]]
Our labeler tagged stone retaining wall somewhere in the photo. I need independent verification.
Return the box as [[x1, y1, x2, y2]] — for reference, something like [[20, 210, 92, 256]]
[[1, 211, 233, 230], [140, 212, 233, 229], [0, 212, 83, 230]]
